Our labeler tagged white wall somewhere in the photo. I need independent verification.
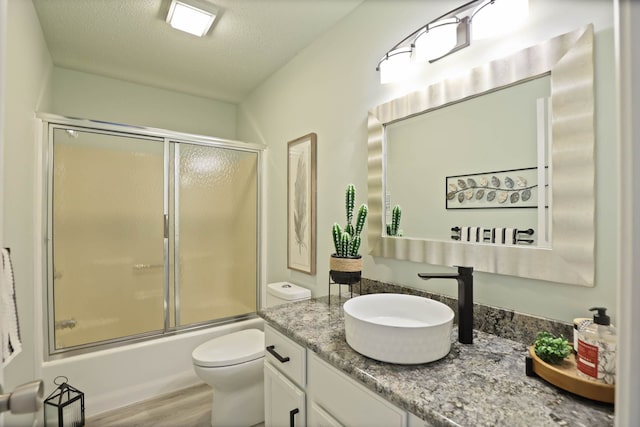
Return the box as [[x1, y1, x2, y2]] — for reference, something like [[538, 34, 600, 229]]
[[237, 0, 618, 324], [0, 0, 7, 407], [3, 1, 240, 423], [51, 67, 237, 140], [615, 0, 640, 422], [2, 0, 635, 423], [3, 0, 52, 425]]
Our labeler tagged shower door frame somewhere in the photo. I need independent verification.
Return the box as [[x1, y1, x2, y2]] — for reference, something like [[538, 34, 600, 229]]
[[41, 114, 265, 359]]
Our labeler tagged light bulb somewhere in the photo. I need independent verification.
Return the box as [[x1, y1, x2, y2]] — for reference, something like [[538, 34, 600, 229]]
[[378, 47, 412, 84], [414, 18, 459, 62], [471, 0, 529, 40]]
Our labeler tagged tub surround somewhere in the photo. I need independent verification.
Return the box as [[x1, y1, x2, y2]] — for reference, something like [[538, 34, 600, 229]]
[[259, 293, 613, 426]]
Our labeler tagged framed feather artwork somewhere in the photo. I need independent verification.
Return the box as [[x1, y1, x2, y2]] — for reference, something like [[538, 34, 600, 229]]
[[287, 133, 317, 274]]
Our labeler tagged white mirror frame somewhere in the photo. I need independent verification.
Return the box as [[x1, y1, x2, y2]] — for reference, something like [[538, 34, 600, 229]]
[[367, 25, 594, 286]]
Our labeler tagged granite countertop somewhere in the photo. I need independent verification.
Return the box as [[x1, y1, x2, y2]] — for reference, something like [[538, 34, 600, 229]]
[[259, 296, 614, 427]]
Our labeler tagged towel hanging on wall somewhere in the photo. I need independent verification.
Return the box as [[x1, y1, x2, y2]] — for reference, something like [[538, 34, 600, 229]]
[[504, 228, 516, 246], [1, 248, 22, 366]]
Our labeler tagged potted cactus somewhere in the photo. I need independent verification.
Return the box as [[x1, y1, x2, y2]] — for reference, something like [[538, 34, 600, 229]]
[[386, 204, 402, 236], [330, 184, 368, 284]]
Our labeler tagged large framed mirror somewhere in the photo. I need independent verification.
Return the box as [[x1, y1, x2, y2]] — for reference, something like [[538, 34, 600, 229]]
[[367, 25, 594, 286]]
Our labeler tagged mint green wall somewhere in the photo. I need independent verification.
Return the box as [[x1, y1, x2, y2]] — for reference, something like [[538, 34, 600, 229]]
[[238, 0, 617, 324], [51, 67, 237, 140]]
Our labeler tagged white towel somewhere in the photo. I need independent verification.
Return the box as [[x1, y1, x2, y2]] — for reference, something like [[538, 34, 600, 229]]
[[492, 228, 503, 244], [1, 248, 22, 366], [504, 228, 516, 246], [469, 227, 480, 242], [460, 227, 469, 242]]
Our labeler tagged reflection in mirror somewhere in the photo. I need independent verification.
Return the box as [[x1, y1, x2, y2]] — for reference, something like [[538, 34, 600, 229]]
[[368, 25, 595, 286], [385, 75, 551, 247]]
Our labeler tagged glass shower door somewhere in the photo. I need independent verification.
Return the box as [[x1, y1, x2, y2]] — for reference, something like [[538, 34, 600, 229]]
[[51, 128, 165, 349], [48, 122, 262, 354], [174, 143, 258, 326]]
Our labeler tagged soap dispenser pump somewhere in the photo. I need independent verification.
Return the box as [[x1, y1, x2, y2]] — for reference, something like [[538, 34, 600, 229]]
[[590, 307, 611, 326], [576, 307, 617, 384]]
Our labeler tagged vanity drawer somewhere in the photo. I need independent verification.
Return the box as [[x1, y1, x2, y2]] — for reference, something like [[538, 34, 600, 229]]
[[308, 352, 407, 427], [264, 324, 306, 388]]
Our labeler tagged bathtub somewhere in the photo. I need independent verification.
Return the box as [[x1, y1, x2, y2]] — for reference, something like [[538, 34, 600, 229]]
[[41, 317, 264, 417]]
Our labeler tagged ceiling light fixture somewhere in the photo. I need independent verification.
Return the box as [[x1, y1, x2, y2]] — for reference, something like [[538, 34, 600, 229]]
[[166, 0, 217, 37], [376, 0, 528, 84]]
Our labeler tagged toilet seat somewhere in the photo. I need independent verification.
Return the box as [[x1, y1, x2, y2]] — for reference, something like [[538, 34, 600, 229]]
[[192, 329, 264, 368]]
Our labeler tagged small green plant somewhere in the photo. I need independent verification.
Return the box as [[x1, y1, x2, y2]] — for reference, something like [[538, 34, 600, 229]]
[[332, 184, 368, 257], [387, 205, 402, 236], [534, 331, 572, 365]]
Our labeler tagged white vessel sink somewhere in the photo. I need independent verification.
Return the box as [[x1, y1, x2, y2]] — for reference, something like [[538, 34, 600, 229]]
[[343, 293, 454, 364]]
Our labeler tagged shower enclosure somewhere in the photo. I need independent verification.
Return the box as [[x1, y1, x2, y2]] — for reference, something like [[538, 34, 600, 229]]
[[43, 117, 263, 355]]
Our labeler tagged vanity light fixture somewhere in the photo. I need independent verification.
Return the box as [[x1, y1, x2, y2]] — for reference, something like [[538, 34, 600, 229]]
[[376, 0, 528, 84], [166, 0, 217, 37], [377, 47, 412, 84], [414, 17, 470, 63]]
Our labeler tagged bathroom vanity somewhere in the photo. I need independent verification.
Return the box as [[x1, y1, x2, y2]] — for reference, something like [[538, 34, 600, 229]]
[[265, 323, 408, 426], [260, 296, 614, 426]]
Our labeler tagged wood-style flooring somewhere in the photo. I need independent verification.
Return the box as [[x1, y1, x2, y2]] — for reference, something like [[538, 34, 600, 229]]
[[86, 383, 213, 427]]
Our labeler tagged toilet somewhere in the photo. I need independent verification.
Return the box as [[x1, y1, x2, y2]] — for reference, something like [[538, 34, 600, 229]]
[[192, 282, 311, 427]]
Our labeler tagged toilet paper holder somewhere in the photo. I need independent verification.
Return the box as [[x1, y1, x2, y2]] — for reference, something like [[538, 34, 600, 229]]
[[0, 380, 44, 414]]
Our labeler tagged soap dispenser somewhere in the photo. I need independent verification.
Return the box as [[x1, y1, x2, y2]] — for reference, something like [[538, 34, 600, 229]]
[[576, 307, 616, 384]]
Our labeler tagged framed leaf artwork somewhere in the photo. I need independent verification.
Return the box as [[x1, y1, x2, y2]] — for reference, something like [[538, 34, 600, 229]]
[[287, 133, 317, 275]]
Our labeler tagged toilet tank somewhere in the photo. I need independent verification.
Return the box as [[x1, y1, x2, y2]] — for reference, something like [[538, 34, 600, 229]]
[[266, 282, 311, 307]]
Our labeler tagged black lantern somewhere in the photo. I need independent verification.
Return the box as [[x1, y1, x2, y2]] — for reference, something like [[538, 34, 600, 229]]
[[44, 376, 85, 427]]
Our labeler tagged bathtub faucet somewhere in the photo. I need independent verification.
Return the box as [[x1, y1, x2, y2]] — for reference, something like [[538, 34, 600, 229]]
[[418, 266, 474, 344]]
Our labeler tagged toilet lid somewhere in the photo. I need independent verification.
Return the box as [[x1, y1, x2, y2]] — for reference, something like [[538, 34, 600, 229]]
[[192, 329, 265, 367], [267, 282, 311, 301]]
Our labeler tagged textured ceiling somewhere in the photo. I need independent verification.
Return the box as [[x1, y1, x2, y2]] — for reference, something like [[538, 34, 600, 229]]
[[33, 0, 364, 103]]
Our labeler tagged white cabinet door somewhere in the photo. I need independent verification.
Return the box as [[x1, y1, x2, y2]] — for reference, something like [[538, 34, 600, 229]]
[[265, 361, 306, 427], [308, 402, 343, 427]]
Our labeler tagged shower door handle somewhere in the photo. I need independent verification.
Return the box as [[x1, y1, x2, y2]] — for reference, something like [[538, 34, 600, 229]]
[[163, 214, 169, 238], [266, 345, 290, 363], [289, 408, 299, 427]]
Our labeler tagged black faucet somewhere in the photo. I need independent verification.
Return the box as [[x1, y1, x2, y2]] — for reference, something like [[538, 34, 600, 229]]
[[418, 266, 474, 344]]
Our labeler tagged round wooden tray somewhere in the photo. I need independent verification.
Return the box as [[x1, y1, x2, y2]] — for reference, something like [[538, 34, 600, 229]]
[[528, 346, 614, 403]]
